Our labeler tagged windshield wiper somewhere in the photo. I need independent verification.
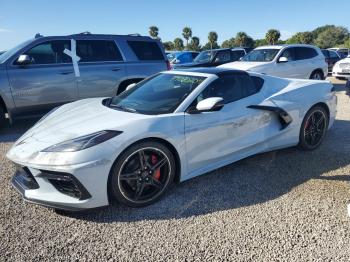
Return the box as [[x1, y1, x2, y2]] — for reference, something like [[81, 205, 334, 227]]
[[109, 104, 137, 113]]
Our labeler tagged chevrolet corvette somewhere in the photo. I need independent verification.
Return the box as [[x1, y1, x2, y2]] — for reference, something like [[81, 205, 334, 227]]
[[6, 68, 337, 210]]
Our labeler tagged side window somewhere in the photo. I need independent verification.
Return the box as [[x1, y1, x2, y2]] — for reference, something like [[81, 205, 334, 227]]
[[127, 41, 164, 60], [251, 76, 264, 91], [214, 50, 231, 63], [231, 50, 245, 61], [19, 40, 71, 65], [329, 51, 339, 58], [191, 52, 198, 59], [280, 48, 296, 61], [321, 50, 329, 58], [295, 47, 318, 60], [76, 40, 123, 62], [195, 74, 258, 105]]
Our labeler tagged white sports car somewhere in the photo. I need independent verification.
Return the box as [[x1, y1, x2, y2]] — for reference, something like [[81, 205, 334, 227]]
[[7, 68, 337, 211]]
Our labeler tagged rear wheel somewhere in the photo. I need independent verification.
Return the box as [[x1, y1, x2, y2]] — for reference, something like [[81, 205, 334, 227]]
[[109, 141, 175, 207], [310, 70, 324, 80], [298, 106, 328, 150]]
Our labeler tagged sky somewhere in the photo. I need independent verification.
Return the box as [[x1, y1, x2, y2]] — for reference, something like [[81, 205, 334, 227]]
[[0, 0, 349, 50]]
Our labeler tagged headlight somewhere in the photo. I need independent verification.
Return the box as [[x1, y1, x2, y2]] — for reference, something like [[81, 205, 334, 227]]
[[42, 130, 122, 152]]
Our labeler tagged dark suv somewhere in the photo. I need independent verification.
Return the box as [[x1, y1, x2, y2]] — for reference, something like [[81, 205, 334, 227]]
[[0, 33, 169, 127]]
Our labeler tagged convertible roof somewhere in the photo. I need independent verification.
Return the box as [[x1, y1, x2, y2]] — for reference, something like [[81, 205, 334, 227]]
[[175, 67, 249, 76]]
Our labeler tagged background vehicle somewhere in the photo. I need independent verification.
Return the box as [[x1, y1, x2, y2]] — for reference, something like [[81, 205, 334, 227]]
[[219, 44, 328, 80], [173, 48, 246, 68], [7, 68, 336, 210], [328, 48, 349, 58], [332, 56, 350, 79], [322, 49, 342, 73], [0, 32, 169, 128], [167, 51, 199, 66]]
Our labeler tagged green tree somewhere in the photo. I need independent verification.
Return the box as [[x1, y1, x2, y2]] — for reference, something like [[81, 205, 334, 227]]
[[287, 32, 314, 44], [202, 42, 220, 50], [163, 41, 174, 51], [173, 38, 184, 51], [265, 29, 281, 45], [343, 39, 350, 49], [149, 26, 159, 39], [235, 32, 254, 47], [182, 27, 192, 49], [312, 25, 337, 39], [221, 37, 236, 48], [188, 36, 201, 51], [315, 27, 349, 48], [254, 39, 268, 47], [208, 31, 218, 50]]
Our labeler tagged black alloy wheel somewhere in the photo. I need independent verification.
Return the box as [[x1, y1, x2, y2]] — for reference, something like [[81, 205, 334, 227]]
[[298, 106, 328, 150], [110, 141, 175, 207]]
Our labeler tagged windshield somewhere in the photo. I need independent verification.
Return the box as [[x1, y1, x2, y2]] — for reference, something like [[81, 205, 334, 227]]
[[242, 49, 280, 62], [0, 39, 33, 64], [109, 73, 206, 114], [194, 50, 215, 63]]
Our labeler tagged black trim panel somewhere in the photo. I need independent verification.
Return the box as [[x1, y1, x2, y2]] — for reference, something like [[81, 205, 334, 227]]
[[247, 105, 293, 130], [11, 177, 86, 211]]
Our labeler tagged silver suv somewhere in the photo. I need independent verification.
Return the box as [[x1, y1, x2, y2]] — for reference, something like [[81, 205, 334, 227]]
[[0, 33, 169, 127]]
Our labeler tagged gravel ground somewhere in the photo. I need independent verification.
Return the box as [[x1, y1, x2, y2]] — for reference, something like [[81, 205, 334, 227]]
[[1, 78, 350, 261]]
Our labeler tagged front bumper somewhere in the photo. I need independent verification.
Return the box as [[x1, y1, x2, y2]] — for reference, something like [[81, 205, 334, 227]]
[[332, 70, 350, 79], [11, 171, 85, 211], [9, 159, 112, 211]]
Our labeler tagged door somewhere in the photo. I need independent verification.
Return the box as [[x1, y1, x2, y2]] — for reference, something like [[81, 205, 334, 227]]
[[185, 73, 273, 175], [211, 50, 232, 66], [75, 39, 126, 98], [7, 40, 77, 116], [274, 47, 301, 78]]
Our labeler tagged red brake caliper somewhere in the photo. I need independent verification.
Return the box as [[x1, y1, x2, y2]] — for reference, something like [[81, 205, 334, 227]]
[[151, 155, 161, 180]]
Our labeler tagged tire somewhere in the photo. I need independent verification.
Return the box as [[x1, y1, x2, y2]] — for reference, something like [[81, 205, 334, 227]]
[[109, 141, 176, 207], [298, 106, 328, 151], [0, 107, 6, 129], [310, 70, 324, 80]]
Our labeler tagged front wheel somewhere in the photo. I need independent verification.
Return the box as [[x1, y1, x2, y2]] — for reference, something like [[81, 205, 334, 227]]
[[298, 106, 328, 150], [310, 70, 324, 80], [0, 107, 6, 129], [109, 141, 175, 207]]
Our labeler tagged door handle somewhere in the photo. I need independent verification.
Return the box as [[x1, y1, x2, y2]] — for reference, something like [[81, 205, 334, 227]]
[[60, 71, 73, 75], [111, 67, 121, 71]]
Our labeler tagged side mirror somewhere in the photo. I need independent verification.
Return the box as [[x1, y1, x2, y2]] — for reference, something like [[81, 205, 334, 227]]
[[125, 83, 137, 91], [278, 56, 288, 63], [16, 54, 32, 65], [188, 97, 224, 114]]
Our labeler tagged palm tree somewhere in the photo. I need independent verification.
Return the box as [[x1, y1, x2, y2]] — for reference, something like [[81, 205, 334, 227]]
[[188, 36, 200, 51], [235, 32, 249, 47], [208, 31, 218, 50], [182, 27, 192, 49], [149, 26, 159, 39], [174, 38, 184, 51], [265, 29, 281, 45]]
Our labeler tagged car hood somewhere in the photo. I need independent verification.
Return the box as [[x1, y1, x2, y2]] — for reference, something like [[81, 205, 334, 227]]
[[339, 57, 350, 63], [219, 61, 270, 71], [15, 98, 151, 145]]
